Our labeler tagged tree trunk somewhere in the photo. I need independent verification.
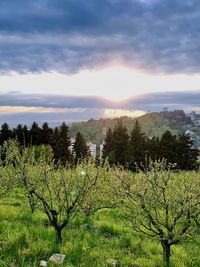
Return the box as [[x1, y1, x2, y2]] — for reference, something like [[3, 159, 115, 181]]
[[28, 192, 35, 213], [55, 227, 62, 245], [161, 240, 171, 267]]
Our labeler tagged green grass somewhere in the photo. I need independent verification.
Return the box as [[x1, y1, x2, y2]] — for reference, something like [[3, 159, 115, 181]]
[[0, 197, 200, 266]]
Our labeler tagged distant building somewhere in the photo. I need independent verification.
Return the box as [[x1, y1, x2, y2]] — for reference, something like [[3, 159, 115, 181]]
[[69, 137, 97, 158], [102, 120, 107, 142], [100, 143, 104, 158], [185, 129, 194, 136], [99, 120, 107, 158], [69, 138, 76, 154], [87, 142, 97, 159], [188, 111, 196, 121]]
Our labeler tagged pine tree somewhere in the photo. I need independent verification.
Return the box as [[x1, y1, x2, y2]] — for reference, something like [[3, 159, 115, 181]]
[[112, 120, 129, 166], [57, 122, 71, 165], [159, 130, 178, 164], [102, 128, 114, 162], [129, 120, 146, 170], [73, 131, 89, 163], [51, 127, 60, 162], [41, 122, 53, 145], [30, 122, 42, 146], [22, 125, 30, 146], [0, 123, 12, 145], [13, 124, 30, 146], [176, 134, 198, 170], [146, 136, 160, 161], [13, 124, 26, 145]]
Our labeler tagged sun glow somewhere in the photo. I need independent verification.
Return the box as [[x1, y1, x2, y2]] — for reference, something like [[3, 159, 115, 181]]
[[104, 109, 146, 118], [0, 106, 86, 115], [1, 66, 200, 101]]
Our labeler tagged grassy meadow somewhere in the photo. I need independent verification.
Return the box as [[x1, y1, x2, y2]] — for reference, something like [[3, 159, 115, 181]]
[[0, 188, 200, 267], [0, 142, 200, 267]]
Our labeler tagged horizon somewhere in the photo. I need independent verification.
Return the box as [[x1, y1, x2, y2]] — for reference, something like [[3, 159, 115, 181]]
[[0, 105, 198, 128]]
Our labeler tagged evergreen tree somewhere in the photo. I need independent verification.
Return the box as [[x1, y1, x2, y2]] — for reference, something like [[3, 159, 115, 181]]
[[159, 130, 178, 164], [30, 122, 42, 146], [102, 128, 114, 163], [146, 136, 160, 161], [22, 125, 30, 146], [57, 122, 71, 165], [0, 123, 12, 145], [13, 124, 24, 145], [12, 124, 30, 146], [176, 134, 198, 170], [51, 127, 60, 162], [73, 131, 89, 163], [129, 120, 146, 170], [112, 120, 129, 166], [41, 122, 53, 145]]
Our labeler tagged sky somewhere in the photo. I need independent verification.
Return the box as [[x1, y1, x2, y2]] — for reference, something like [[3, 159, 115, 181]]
[[0, 0, 200, 126]]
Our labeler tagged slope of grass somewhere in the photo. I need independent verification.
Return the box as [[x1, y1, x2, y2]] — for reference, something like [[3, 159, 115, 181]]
[[69, 110, 186, 144], [0, 193, 199, 267]]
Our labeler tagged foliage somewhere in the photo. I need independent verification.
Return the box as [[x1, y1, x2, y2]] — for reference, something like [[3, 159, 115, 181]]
[[0, 194, 200, 266], [70, 110, 187, 145], [0, 164, 14, 202], [102, 120, 130, 166], [78, 160, 116, 219], [30, 121, 42, 146], [0, 123, 12, 145], [3, 140, 38, 212], [102, 128, 113, 162], [129, 120, 146, 170], [102, 120, 198, 170], [114, 160, 200, 266], [0, 110, 198, 170], [55, 122, 72, 164], [159, 131, 178, 164], [176, 134, 199, 170], [0, 142, 200, 265], [29, 159, 103, 244], [73, 131, 89, 164], [41, 122, 53, 145]]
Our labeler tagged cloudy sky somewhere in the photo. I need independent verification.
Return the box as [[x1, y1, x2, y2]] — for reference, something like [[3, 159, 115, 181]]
[[0, 0, 200, 126]]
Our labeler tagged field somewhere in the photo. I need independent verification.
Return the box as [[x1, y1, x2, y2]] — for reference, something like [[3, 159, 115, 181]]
[[0, 189, 200, 267], [0, 142, 200, 267]]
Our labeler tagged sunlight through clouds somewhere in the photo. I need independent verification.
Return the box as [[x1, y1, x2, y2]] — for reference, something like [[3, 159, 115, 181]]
[[0, 106, 87, 115], [104, 109, 146, 118], [1, 67, 200, 101]]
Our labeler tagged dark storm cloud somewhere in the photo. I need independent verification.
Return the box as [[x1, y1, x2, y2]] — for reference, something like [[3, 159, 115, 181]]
[[0, 0, 200, 73]]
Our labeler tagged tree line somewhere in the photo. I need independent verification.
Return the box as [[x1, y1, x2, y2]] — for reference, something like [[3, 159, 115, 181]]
[[102, 120, 199, 170], [0, 119, 199, 170], [0, 122, 89, 164]]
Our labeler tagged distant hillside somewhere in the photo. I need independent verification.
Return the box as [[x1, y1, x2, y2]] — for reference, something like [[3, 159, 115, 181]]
[[69, 110, 187, 145]]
